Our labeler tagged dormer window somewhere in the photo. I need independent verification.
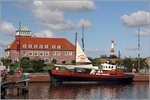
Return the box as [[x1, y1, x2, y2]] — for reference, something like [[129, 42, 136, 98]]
[[28, 44, 32, 48], [45, 45, 48, 48], [34, 44, 38, 48], [52, 45, 56, 49], [23, 44, 27, 48], [39, 45, 43, 48], [57, 45, 61, 49]]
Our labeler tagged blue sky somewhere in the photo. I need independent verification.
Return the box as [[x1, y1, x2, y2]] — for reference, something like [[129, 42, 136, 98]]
[[0, 0, 149, 58]]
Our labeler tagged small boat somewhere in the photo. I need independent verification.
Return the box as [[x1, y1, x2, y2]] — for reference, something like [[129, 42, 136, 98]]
[[48, 33, 134, 83]]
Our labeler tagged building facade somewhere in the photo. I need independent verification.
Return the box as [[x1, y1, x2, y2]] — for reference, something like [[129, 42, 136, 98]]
[[5, 28, 75, 64]]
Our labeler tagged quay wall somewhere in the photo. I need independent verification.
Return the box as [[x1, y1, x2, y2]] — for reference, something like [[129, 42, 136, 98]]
[[7, 74, 149, 82]]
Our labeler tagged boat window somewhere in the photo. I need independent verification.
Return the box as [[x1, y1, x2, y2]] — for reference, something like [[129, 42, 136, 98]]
[[109, 66, 110, 68], [112, 66, 113, 68], [106, 66, 107, 68]]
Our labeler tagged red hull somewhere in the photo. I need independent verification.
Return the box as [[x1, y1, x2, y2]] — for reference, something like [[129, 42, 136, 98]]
[[48, 70, 134, 83]]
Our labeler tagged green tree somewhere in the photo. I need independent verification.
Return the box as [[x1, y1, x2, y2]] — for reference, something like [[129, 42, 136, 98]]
[[100, 55, 107, 58], [109, 55, 117, 58], [31, 59, 45, 72], [51, 59, 57, 64], [123, 58, 133, 72], [1, 57, 12, 67], [62, 60, 66, 64], [20, 57, 31, 72], [72, 60, 76, 64]]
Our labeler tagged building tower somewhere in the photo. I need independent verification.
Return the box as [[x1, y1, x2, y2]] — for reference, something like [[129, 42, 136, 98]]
[[110, 39, 115, 55], [16, 27, 31, 37]]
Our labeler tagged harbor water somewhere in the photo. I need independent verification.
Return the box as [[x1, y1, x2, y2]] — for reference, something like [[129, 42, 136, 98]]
[[6, 82, 149, 99]]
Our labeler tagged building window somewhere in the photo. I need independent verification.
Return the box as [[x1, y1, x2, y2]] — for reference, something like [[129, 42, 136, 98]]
[[39, 45, 43, 48], [45, 51, 49, 56], [69, 51, 72, 56], [57, 51, 60, 56], [34, 51, 38, 56], [28, 51, 33, 56], [23, 44, 27, 48], [57, 45, 61, 49], [39, 51, 44, 56], [45, 45, 48, 49], [65, 51, 69, 56], [52, 51, 56, 56], [34, 44, 38, 48], [52, 45, 56, 49], [28, 44, 32, 48]]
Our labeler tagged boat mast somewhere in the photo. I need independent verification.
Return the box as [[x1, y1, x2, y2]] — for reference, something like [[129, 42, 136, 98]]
[[82, 25, 85, 52], [138, 27, 140, 72]]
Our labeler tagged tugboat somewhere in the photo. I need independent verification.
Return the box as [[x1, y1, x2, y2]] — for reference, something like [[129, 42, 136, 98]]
[[48, 33, 134, 83], [48, 61, 134, 83]]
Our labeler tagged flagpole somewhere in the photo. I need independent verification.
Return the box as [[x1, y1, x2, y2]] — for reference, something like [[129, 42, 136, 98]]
[[18, 22, 21, 69]]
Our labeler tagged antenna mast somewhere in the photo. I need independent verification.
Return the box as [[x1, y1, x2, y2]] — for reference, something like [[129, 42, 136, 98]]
[[82, 25, 84, 52]]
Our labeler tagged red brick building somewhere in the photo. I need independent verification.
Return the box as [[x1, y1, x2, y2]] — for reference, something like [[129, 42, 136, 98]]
[[5, 28, 75, 64]]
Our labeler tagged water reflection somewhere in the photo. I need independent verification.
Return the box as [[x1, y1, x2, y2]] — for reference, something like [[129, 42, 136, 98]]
[[7, 82, 149, 99]]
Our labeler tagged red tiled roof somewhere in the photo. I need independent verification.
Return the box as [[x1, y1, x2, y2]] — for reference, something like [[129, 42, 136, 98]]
[[6, 36, 75, 51]]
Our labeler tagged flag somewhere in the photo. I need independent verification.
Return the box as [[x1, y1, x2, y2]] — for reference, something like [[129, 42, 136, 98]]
[[16, 73, 29, 83], [16, 37, 20, 52]]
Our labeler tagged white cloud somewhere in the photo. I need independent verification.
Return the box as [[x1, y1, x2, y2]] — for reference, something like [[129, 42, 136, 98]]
[[121, 11, 149, 27], [30, 0, 95, 32], [32, 0, 96, 12], [0, 21, 16, 35], [35, 30, 53, 37]]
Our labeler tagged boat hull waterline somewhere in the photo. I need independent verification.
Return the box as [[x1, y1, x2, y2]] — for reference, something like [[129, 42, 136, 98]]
[[48, 70, 134, 83]]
